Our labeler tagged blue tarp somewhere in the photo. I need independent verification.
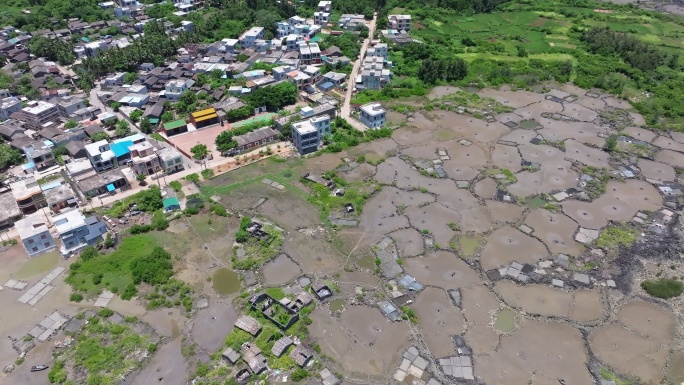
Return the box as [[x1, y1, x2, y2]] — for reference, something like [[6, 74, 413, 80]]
[[318, 81, 334, 92], [110, 140, 132, 157], [106, 184, 115, 192]]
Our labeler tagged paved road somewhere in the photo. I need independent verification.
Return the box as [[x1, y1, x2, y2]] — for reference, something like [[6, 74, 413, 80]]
[[341, 14, 377, 131]]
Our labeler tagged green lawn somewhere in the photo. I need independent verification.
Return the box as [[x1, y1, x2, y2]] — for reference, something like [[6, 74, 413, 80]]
[[231, 113, 278, 128]]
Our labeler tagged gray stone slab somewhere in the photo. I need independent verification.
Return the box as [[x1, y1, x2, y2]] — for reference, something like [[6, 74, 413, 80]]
[[400, 358, 411, 371], [451, 366, 463, 378], [607, 279, 616, 288], [556, 254, 570, 268], [573, 273, 591, 285], [462, 366, 474, 380], [552, 279, 564, 288], [413, 356, 428, 370], [510, 262, 523, 270], [460, 356, 472, 367]]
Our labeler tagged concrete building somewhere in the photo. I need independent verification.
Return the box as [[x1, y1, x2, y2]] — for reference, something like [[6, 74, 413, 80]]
[[52, 96, 87, 118], [314, 11, 331, 25], [338, 14, 365, 30], [299, 42, 322, 65], [367, 43, 388, 60], [239, 27, 265, 48], [359, 103, 386, 129], [17, 101, 60, 130], [44, 183, 78, 214], [0, 192, 22, 230], [15, 212, 55, 257], [22, 140, 56, 172], [77, 168, 128, 198], [164, 78, 194, 101], [292, 119, 320, 155], [0, 96, 22, 120], [53, 210, 107, 255], [235, 127, 280, 152], [360, 56, 390, 90], [388, 14, 411, 31], [189, 108, 219, 129], [128, 141, 160, 176], [158, 147, 184, 174], [85, 139, 116, 172], [104, 72, 125, 87]]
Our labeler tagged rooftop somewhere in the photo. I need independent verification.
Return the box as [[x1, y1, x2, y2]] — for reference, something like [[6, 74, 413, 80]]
[[53, 209, 86, 234], [235, 127, 279, 147], [10, 177, 42, 201], [22, 100, 57, 115], [0, 192, 20, 222], [361, 103, 385, 115], [15, 212, 50, 239], [293, 120, 318, 135], [158, 146, 182, 162], [44, 183, 75, 205], [77, 168, 126, 193], [234, 315, 261, 336]]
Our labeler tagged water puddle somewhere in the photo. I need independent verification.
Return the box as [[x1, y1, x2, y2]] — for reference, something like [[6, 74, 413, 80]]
[[494, 308, 516, 333], [212, 268, 241, 296], [527, 196, 547, 209], [329, 298, 345, 312], [459, 236, 481, 256], [357, 255, 376, 269]]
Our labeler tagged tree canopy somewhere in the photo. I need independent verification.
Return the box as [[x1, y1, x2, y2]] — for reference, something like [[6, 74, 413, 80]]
[[215, 131, 238, 153]]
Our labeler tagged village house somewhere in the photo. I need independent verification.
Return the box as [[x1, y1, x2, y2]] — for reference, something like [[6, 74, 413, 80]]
[[44, 183, 78, 213], [53, 210, 108, 255], [289, 344, 314, 367], [388, 14, 412, 31], [234, 315, 262, 336], [17, 101, 61, 130], [239, 27, 265, 48], [234, 127, 280, 153], [15, 212, 56, 257], [359, 103, 386, 129], [241, 342, 267, 374], [0, 192, 21, 230]]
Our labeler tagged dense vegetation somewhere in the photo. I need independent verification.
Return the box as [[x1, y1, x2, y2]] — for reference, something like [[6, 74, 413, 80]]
[[641, 278, 684, 299], [389, 0, 684, 130]]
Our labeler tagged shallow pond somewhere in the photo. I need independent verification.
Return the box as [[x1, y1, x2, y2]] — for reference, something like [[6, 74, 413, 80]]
[[212, 268, 241, 296], [494, 308, 516, 333]]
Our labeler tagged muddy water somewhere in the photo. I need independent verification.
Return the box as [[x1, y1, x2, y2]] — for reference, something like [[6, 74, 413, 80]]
[[667, 352, 684, 383], [413, 287, 465, 358], [212, 268, 241, 296], [638, 159, 675, 182], [494, 308, 516, 333], [481, 226, 549, 270], [262, 254, 301, 286], [478, 318, 592, 385], [591, 301, 675, 383], [527, 196, 546, 208], [403, 251, 481, 289], [524, 209, 583, 256], [14, 251, 60, 279], [486, 200, 524, 223]]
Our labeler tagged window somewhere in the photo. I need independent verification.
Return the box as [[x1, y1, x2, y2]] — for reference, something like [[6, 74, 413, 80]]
[[41, 234, 47, 239], [44, 243, 51, 248], [32, 247, 38, 252], [28, 239, 34, 244]]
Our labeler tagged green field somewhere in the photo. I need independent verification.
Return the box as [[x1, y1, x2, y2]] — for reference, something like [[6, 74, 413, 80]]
[[231, 113, 278, 128], [391, 0, 684, 130]]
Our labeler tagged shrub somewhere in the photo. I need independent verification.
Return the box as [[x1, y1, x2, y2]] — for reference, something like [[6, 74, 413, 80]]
[[98, 308, 114, 317], [130, 224, 152, 234], [103, 233, 115, 248], [291, 369, 309, 382], [210, 204, 228, 217], [151, 211, 169, 231], [131, 247, 173, 285], [80, 246, 99, 261], [70, 293, 84, 302], [235, 229, 249, 243], [169, 180, 182, 192], [641, 278, 684, 299], [201, 169, 214, 179], [185, 173, 200, 184]]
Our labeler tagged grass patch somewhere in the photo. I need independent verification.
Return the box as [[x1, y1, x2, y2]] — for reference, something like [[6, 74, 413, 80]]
[[595, 225, 639, 251], [641, 278, 684, 299], [232, 224, 283, 271]]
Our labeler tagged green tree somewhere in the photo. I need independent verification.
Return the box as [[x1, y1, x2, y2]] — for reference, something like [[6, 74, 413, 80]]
[[111, 102, 122, 112], [604, 135, 618, 152], [140, 118, 152, 133], [136, 173, 147, 185], [91, 132, 109, 142], [123, 72, 138, 84], [129, 109, 143, 122], [190, 144, 209, 159], [161, 111, 174, 123], [215, 131, 238, 153], [65, 120, 78, 129], [0, 143, 23, 170], [115, 120, 131, 137], [131, 247, 174, 285]]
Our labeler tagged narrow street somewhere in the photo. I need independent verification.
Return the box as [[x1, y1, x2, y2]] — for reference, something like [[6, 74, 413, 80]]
[[341, 13, 378, 131]]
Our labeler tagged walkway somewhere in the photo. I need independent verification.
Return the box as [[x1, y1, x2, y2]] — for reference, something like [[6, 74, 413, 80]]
[[341, 13, 378, 132]]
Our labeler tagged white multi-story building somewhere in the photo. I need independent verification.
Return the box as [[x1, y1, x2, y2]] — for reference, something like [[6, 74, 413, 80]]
[[388, 14, 411, 31], [128, 141, 160, 176], [360, 56, 390, 90], [292, 115, 331, 155], [53, 210, 107, 256], [314, 11, 331, 25], [239, 27, 265, 48], [164, 79, 194, 100], [158, 147, 184, 174], [359, 103, 386, 129], [318, 1, 331, 12], [85, 139, 116, 172], [15, 212, 55, 257], [299, 42, 322, 65], [17, 101, 60, 130]]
